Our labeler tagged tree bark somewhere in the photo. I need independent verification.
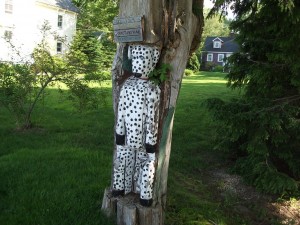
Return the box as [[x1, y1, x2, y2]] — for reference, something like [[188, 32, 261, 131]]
[[102, 0, 204, 224]]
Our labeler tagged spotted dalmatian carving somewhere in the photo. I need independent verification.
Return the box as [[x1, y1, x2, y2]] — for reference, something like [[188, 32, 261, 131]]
[[112, 44, 161, 207]]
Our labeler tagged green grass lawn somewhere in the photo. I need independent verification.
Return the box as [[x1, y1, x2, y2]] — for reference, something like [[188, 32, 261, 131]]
[[0, 71, 252, 225], [166, 72, 246, 225]]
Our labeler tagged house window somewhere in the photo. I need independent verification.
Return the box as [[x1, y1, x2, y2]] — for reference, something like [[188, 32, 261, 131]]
[[5, 0, 13, 14], [58, 15, 63, 28], [4, 30, 12, 40], [213, 41, 221, 48], [57, 42, 62, 53], [218, 54, 224, 62], [207, 53, 213, 62]]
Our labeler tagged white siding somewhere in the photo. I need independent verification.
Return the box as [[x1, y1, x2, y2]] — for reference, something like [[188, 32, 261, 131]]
[[0, 0, 77, 62]]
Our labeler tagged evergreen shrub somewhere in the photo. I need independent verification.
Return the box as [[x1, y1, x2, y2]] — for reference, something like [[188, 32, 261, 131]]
[[187, 53, 200, 71], [205, 0, 300, 196]]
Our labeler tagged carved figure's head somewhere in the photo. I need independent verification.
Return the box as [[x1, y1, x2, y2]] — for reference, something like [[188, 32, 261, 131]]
[[128, 44, 160, 79]]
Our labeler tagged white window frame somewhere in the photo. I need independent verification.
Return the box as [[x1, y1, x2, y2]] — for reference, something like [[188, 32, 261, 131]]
[[207, 53, 213, 62], [58, 15, 63, 28], [5, 0, 13, 14], [57, 42, 62, 53], [213, 41, 221, 48], [4, 30, 12, 40], [218, 54, 224, 62]]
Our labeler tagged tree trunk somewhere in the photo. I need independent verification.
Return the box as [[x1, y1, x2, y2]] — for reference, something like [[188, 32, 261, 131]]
[[102, 0, 204, 224]]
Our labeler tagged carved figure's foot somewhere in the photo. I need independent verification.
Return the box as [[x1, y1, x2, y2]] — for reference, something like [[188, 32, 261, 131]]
[[111, 189, 124, 197], [140, 198, 153, 207]]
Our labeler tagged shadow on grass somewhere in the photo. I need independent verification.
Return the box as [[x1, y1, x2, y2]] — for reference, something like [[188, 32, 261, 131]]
[[0, 87, 116, 225], [165, 73, 288, 225]]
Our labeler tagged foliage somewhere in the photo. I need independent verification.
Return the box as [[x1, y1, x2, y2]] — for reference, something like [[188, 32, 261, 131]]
[[84, 70, 110, 81], [214, 65, 224, 72], [184, 69, 194, 76], [204, 97, 300, 195], [73, 0, 118, 32], [0, 23, 108, 129], [66, 30, 111, 111], [205, 0, 300, 195], [203, 9, 230, 38], [197, 9, 231, 52], [148, 63, 172, 85], [187, 53, 200, 71], [67, 79, 107, 112], [99, 35, 116, 71], [66, 30, 115, 74], [67, 31, 101, 74], [0, 63, 33, 128], [204, 62, 218, 71], [71, 0, 117, 74]]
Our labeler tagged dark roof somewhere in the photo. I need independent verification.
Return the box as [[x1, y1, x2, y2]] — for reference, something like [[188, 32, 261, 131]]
[[202, 36, 239, 53], [37, 0, 79, 13]]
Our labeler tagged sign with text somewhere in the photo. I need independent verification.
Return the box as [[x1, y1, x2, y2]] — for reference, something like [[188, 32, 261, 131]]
[[113, 16, 144, 43]]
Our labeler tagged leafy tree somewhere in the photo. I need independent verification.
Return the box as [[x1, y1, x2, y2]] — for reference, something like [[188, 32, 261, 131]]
[[205, 0, 300, 195], [193, 9, 230, 69], [0, 22, 107, 129], [73, 0, 118, 32], [187, 53, 200, 71], [98, 34, 116, 71], [202, 8, 230, 39], [71, 0, 117, 75], [67, 30, 102, 74]]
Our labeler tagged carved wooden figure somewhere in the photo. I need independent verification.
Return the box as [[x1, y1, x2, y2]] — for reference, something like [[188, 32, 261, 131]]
[[112, 44, 161, 207], [102, 1, 204, 224]]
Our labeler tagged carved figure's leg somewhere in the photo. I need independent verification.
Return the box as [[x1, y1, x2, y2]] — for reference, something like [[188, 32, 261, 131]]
[[140, 152, 156, 207], [112, 145, 135, 196], [124, 148, 135, 194], [134, 150, 148, 193]]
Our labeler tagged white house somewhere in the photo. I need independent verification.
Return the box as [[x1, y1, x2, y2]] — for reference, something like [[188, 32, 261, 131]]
[[0, 0, 79, 62]]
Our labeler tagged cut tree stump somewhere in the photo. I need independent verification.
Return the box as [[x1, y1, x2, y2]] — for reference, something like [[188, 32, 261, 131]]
[[101, 188, 163, 225], [101, 187, 119, 217]]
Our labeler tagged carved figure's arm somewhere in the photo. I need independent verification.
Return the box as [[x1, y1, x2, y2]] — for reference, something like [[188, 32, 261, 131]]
[[145, 86, 161, 153], [115, 88, 126, 145], [151, 47, 160, 66]]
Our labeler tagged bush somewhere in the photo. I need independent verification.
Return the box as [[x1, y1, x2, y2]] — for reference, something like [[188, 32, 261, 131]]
[[0, 22, 108, 129], [204, 97, 300, 195], [187, 53, 200, 71], [102, 70, 111, 80], [184, 69, 194, 76], [148, 63, 171, 85], [214, 65, 224, 72], [205, 62, 217, 71], [66, 79, 107, 112], [84, 71, 111, 81]]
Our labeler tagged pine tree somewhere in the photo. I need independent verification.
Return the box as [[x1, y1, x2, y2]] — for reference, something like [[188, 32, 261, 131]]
[[206, 0, 300, 195]]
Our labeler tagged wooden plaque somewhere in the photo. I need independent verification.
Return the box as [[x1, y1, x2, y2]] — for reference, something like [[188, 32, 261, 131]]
[[113, 16, 144, 43], [116, 0, 163, 45]]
